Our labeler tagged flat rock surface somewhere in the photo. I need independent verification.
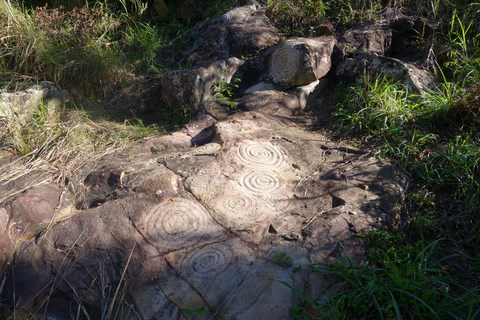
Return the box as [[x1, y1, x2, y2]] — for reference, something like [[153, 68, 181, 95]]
[[0, 7, 420, 317], [3, 103, 407, 318]]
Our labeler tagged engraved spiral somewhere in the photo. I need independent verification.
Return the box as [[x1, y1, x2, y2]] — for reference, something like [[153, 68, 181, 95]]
[[183, 243, 233, 276], [270, 47, 301, 84], [241, 170, 280, 195], [145, 198, 208, 248], [236, 141, 284, 168], [212, 194, 263, 224]]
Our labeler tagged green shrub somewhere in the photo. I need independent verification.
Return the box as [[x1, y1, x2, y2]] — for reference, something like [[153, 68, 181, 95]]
[[266, 0, 327, 36]]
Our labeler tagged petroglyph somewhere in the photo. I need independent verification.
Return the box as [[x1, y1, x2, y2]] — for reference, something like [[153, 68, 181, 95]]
[[236, 140, 285, 168], [166, 238, 254, 306], [240, 170, 281, 196], [269, 46, 302, 85], [139, 197, 224, 251]]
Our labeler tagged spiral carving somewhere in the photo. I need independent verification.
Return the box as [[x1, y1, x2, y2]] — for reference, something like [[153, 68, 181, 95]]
[[211, 194, 265, 226], [241, 170, 280, 196], [236, 141, 284, 168], [270, 46, 301, 84], [144, 198, 209, 248], [182, 242, 233, 276]]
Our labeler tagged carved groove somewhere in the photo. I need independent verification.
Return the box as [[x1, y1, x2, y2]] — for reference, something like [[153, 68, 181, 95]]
[[241, 170, 280, 195], [145, 198, 208, 247], [270, 47, 301, 84], [182, 243, 233, 276], [236, 141, 284, 168]]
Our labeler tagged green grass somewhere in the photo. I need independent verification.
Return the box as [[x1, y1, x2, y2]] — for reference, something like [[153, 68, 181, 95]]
[[273, 251, 294, 269], [288, 235, 480, 320], [0, 0, 195, 99], [334, 71, 480, 238], [325, 0, 382, 27], [0, 1, 127, 97], [266, 0, 327, 36]]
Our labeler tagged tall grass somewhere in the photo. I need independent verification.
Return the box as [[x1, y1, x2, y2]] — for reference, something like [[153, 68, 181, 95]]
[[288, 236, 480, 320], [0, 0, 191, 99], [0, 0, 126, 97]]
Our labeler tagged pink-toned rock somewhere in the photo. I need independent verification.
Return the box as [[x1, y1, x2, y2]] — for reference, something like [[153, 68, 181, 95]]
[[266, 37, 336, 87]]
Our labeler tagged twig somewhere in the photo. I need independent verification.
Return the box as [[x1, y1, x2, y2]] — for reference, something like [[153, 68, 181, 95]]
[[105, 242, 136, 320]]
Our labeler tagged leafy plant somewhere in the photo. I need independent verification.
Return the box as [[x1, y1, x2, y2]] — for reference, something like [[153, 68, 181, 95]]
[[212, 78, 240, 110]]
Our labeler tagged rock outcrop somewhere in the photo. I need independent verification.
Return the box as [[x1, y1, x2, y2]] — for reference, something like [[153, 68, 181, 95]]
[[0, 4, 442, 319], [160, 57, 244, 115], [338, 23, 392, 56], [336, 53, 436, 92], [3, 105, 406, 319], [185, 5, 280, 65]]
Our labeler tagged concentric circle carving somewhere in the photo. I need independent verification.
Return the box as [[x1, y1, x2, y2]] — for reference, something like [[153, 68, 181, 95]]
[[183, 243, 233, 276], [241, 170, 280, 195], [270, 47, 301, 84], [236, 141, 284, 168], [145, 198, 208, 247], [211, 194, 265, 225]]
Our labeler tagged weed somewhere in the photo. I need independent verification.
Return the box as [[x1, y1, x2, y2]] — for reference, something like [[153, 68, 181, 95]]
[[118, 0, 148, 19], [273, 251, 293, 269], [183, 306, 206, 320], [122, 21, 165, 73], [325, 0, 382, 27], [326, 10, 480, 314], [212, 78, 240, 110], [335, 76, 421, 139], [0, 0, 191, 101], [444, 10, 480, 87], [0, 85, 163, 207]]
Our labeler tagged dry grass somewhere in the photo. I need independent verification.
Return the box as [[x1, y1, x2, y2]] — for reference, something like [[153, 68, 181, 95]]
[[0, 100, 160, 204], [0, 0, 127, 98]]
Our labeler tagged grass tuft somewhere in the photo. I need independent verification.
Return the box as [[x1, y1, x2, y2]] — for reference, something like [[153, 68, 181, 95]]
[[288, 236, 480, 320]]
